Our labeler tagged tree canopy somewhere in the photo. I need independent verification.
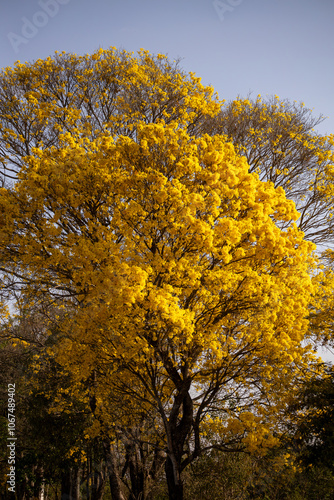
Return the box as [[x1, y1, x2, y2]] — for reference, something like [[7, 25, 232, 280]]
[[205, 95, 334, 245], [0, 48, 331, 500]]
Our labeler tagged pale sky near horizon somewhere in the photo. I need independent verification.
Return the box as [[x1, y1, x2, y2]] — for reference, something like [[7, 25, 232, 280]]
[[1, 0, 334, 363]]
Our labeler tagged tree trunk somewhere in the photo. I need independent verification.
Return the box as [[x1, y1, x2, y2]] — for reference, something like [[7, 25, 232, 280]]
[[61, 469, 71, 499], [103, 439, 126, 500], [165, 456, 183, 500], [60, 467, 80, 500], [72, 467, 81, 500], [164, 386, 193, 500], [125, 441, 145, 500], [39, 478, 45, 500], [91, 463, 105, 500]]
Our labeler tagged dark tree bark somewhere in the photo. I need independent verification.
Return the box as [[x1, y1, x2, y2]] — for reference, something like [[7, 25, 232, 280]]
[[60, 467, 81, 500], [122, 441, 145, 500], [91, 462, 106, 500], [103, 439, 125, 500], [72, 467, 81, 500], [165, 456, 184, 500], [61, 469, 71, 499], [164, 388, 193, 500]]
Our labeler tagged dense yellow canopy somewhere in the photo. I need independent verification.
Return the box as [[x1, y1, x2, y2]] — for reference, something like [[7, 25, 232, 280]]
[[0, 50, 322, 485]]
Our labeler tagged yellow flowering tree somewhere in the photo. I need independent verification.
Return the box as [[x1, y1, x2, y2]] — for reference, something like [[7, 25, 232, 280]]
[[205, 95, 334, 245], [204, 95, 334, 354], [0, 49, 322, 500]]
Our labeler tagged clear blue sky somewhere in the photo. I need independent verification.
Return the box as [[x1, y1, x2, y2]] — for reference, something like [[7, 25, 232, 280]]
[[1, 0, 334, 134]]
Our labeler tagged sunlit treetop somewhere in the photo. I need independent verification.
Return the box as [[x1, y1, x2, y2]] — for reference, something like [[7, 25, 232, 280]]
[[0, 47, 220, 183]]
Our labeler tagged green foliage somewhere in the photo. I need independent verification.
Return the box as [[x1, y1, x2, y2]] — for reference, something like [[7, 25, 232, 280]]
[[287, 365, 334, 469]]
